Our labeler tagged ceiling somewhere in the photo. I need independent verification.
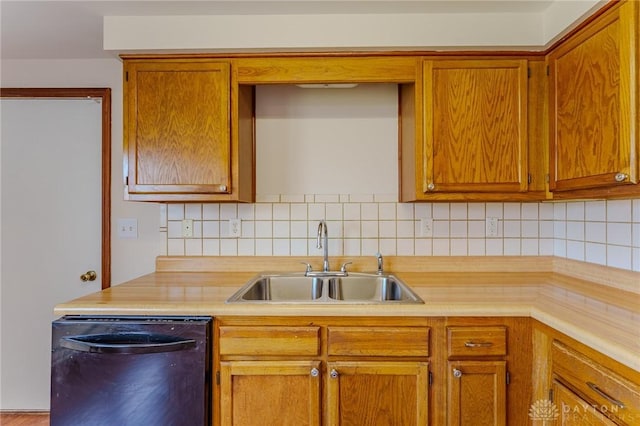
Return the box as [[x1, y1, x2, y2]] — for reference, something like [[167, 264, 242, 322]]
[[1, 1, 557, 60]]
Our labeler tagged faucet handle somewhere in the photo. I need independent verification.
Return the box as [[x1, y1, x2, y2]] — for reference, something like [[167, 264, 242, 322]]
[[340, 262, 352, 273], [300, 262, 313, 275]]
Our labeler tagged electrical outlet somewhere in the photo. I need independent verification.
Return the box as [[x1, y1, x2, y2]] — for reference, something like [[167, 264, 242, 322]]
[[486, 217, 499, 237], [117, 218, 138, 239], [182, 219, 193, 238], [420, 218, 433, 237], [229, 218, 241, 238]]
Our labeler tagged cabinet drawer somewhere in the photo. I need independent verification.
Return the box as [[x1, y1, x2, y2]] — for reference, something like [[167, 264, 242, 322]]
[[552, 341, 640, 425], [327, 326, 429, 357], [447, 326, 507, 357], [219, 326, 320, 356]]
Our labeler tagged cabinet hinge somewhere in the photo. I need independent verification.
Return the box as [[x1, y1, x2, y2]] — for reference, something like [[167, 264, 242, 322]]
[[545, 174, 550, 184], [546, 65, 550, 76], [125, 176, 129, 185], [428, 371, 433, 386], [506, 371, 511, 385], [216, 371, 220, 386], [527, 68, 531, 78], [125, 71, 129, 82], [548, 388, 554, 401], [527, 174, 532, 184]]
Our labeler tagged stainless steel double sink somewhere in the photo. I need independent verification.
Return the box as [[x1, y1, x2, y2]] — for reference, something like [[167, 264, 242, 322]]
[[226, 273, 424, 304]]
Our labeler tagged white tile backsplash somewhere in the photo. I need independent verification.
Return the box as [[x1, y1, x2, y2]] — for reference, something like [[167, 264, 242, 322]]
[[162, 197, 640, 272]]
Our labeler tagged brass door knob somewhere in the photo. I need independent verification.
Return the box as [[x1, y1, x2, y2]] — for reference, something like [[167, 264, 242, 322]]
[[80, 270, 97, 282]]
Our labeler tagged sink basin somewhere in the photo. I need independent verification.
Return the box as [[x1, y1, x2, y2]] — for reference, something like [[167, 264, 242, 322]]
[[226, 273, 424, 304], [328, 276, 420, 302], [230, 275, 323, 301]]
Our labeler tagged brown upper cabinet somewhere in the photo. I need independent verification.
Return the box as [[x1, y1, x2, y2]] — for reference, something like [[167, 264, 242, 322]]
[[548, 0, 639, 199], [123, 59, 254, 202], [120, 1, 635, 203], [400, 58, 546, 202]]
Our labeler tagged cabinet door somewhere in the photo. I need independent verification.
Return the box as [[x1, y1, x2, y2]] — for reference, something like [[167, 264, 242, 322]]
[[548, 1, 639, 193], [124, 61, 232, 199], [326, 361, 429, 426], [553, 380, 617, 426], [447, 360, 507, 426], [423, 59, 528, 194], [220, 360, 321, 426]]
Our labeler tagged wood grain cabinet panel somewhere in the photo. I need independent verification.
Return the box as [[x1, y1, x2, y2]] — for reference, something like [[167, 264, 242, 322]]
[[548, 0, 639, 197], [444, 319, 531, 426], [216, 317, 432, 426], [552, 341, 640, 425], [218, 326, 320, 356], [447, 326, 507, 357], [327, 326, 430, 357], [553, 380, 618, 426], [326, 361, 429, 426], [123, 59, 254, 202], [447, 360, 507, 426], [219, 360, 321, 426], [422, 59, 529, 196]]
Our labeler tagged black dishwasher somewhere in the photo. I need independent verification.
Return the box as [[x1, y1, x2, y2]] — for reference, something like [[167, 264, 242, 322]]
[[51, 315, 212, 426]]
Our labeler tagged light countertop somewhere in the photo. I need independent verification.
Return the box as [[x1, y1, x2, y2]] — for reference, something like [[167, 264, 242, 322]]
[[54, 256, 640, 371]]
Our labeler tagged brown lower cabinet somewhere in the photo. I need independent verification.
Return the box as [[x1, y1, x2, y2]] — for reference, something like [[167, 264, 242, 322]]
[[220, 360, 321, 426], [552, 380, 617, 426], [447, 360, 507, 426], [214, 316, 536, 426], [216, 317, 640, 425], [445, 318, 531, 426], [216, 317, 433, 426], [326, 361, 430, 425], [533, 321, 640, 426]]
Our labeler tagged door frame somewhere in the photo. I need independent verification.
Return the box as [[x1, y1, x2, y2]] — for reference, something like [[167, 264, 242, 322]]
[[1, 87, 112, 289]]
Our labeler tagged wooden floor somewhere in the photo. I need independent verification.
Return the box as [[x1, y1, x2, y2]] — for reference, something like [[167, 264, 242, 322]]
[[0, 412, 50, 425]]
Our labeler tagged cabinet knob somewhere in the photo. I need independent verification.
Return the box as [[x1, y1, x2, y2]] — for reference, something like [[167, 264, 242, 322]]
[[453, 368, 462, 378], [427, 183, 435, 191], [310, 368, 319, 377], [219, 184, 228, 192], [80, 270, 97, 282], [330, 369, 339, 379], [614, 173, 628, 182]]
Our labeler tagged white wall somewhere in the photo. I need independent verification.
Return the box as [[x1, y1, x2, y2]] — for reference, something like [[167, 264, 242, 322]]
[[103, 1, 605, 52], [104, 12, 543, 51], [1, 58, 165, 286], [256, 84, 398, 195]]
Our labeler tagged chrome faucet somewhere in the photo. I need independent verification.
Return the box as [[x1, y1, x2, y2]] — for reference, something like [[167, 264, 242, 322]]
[[317, 220, 330, 272], [376, 252, 384, 275]]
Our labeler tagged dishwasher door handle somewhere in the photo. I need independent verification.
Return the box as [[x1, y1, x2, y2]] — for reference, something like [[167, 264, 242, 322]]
[[60, 332, 197, 355]]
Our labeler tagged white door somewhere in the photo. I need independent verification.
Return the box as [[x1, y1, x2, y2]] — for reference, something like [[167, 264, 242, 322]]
[[1, 98, 103, 409]]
